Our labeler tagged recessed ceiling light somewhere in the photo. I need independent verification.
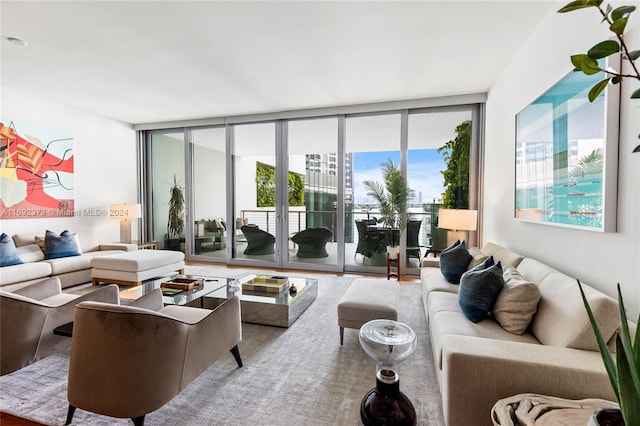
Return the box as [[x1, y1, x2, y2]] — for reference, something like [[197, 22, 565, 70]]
[[6, 37, 28, 47]]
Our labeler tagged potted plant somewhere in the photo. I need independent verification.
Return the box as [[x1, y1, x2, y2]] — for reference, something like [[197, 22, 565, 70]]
[[361, 230, 389, 266], [165, 175, 185, 251], [363, 160, 413, 260], [578, 280, 640, 426]]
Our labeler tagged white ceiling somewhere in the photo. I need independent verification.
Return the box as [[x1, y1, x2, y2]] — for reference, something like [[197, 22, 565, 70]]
[[1, 1, 555, 126]]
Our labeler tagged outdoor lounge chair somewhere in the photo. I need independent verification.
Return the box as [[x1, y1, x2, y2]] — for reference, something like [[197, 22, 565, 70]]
[[292, 227, 333, 258]]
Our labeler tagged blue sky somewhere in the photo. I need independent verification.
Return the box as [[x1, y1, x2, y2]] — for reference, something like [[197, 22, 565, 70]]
[[352, 149, 445, 205]]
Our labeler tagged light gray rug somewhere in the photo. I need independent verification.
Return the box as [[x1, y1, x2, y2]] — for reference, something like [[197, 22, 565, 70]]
[[0, 266, 444, 425]]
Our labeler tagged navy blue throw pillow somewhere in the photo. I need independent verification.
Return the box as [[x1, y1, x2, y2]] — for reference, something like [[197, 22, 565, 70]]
[[44, 230, 81, 260], [439, 240, 472, 284], [0, 233, 23, 267], [458, 258, 504, 323]]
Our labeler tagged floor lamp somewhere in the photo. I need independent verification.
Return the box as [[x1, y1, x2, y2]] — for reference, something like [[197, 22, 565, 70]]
[[437, 209, 478, 246], [110, 203, 142, 244]]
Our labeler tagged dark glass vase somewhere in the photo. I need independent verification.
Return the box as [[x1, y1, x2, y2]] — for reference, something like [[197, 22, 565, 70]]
[[360, 369, 416, 426]]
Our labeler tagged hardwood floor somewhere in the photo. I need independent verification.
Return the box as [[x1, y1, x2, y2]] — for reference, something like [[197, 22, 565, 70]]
[[0, 412, 46, 426]]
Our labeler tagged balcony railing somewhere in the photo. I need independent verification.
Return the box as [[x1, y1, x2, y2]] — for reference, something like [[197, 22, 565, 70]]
[[240, 202, 442, 247]]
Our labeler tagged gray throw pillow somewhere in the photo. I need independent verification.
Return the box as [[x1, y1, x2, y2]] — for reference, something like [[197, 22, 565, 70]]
[[440, 240, 472, 284], [458, 257, 504, 323]]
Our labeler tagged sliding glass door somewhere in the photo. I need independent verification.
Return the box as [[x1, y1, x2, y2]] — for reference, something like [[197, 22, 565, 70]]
[[345, 113, 401, 273], [189, 126, 227, 260], [285, 117, 340, 270], [230, 122, 279, 266], [141, 101, 481, 276]]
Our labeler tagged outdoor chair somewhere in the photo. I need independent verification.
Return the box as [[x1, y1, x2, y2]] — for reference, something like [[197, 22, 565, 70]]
[[65, 289, 243, 426], [240, 225, 275, 255], [292, 227, 333, 258], [0, 277, 119, 375], [354, 219, 377, 261], [405, 219, 423, 266]]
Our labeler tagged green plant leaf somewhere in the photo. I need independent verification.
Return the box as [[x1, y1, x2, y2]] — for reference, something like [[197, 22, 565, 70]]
[[588, 79, 610, 101], [610, 17, 628, 34], [558, 0, 600, 13], [629, 50, 640, 61], [571, 54, 602, 75], [612, 76, 622, 84], [611, 5, 636, 21], [615, 335, 640, 426], [632, 88, 640, 99], [588, 40, 620, 59], [578, 280, 620, 402]]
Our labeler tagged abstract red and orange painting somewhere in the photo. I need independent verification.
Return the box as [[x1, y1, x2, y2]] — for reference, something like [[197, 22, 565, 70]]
[[0, 120, 74, 219]]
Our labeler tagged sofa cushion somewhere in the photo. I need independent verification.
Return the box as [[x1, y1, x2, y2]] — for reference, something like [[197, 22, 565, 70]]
[[0, 262, 52, 286], [531, 272, 619, 351], [75, 229, 100, 253], [517, 258, 557, 285], [43, 230, 81, 260], [481, 242, 524, 268], [440, 241, 472, 284], [45, 255, 93, 275], [467, 246, 489, 270], [492, 266, 540, 335], [11, 233, 39, 248], [1, 233, 23, 267], [16, 244, 45, 263], [458, 257, 504, 323], [422, 267, 460, 295], [430, 310, 540, 369]]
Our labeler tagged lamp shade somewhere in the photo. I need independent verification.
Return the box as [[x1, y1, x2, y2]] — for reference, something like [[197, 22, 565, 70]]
[[438, 209, 478, 231], [110, 203, 142, 220]]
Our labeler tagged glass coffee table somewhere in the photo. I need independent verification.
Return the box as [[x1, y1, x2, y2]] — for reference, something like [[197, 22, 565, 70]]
[[206, 274, 318, 327], [119, 274, 228, 308]]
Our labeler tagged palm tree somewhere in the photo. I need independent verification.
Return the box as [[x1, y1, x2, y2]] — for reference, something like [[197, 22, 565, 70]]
[[363, 160, 413, 247]]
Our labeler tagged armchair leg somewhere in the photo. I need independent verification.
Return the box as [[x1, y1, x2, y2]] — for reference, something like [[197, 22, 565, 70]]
[[132, 415, 145, 426], [230, 345, 243, 368], [340, 327, 344, 345], [65, 405, 76, 425]]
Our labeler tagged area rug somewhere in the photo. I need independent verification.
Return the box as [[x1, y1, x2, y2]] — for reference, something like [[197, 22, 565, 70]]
[[0, 267, 444, 425]]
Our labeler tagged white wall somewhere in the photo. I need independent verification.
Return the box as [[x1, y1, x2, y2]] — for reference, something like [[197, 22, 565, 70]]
[[1, 88, 138, 243], [484, 1, 640, 316]]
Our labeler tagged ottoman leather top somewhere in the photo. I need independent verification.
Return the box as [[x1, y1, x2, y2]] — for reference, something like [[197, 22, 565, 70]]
[[91, 250, 185, 272]]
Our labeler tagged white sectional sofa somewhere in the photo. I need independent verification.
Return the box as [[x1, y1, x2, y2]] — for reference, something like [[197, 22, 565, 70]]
[[1, 230, 137, 292], [421, 241, 628, 426]]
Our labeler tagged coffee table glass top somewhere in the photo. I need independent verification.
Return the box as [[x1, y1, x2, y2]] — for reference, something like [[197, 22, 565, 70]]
[[119, 274, 228, 306], [208, 274, 318, 305]]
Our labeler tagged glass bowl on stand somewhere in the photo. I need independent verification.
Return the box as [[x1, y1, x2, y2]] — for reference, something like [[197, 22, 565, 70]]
[[359, 319, 417, 426]]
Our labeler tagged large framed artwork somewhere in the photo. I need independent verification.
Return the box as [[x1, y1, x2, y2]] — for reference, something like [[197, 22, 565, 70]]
[[0, 120, 75, 219], [514, 58, 620, 232]]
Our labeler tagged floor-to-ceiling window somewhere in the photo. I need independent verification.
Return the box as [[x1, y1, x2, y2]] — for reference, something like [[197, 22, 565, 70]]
[[286, 117, 339, 269], [345, 113, 401, 273], [230, 122, 279, 266], [148, 129, 185, 251], [190, 126, 227, 260], [140, 99, 482, 276]]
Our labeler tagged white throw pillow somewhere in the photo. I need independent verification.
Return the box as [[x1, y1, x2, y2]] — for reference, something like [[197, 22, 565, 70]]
[[492, 266, 541, 335]]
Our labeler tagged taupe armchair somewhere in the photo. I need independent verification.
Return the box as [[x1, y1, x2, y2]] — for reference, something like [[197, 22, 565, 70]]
[[0, 277, 119, 375], [65, 290, 243, 426]]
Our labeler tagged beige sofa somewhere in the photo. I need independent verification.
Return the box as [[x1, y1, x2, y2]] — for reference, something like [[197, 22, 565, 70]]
[[422, 242, 626, 426], [1, 230, 137, 292]]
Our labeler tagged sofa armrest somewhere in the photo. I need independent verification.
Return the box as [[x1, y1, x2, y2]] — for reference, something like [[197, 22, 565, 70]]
[[12, 277, 62, 300], [441, 335, 615, 426], [98, 243, 138, 252]]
